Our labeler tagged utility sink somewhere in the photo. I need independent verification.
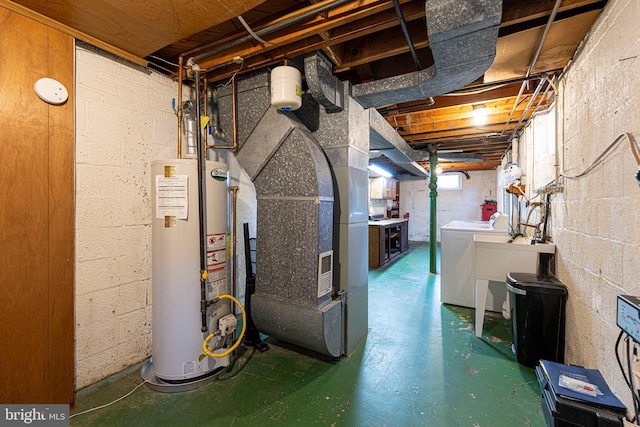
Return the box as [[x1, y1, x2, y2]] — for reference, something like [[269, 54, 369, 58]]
[[473, 234, 555, 337], [474, 235, 555, 281]]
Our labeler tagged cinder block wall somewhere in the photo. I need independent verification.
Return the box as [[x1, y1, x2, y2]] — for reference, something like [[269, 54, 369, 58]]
[[519, 0, 640, 408], [75, 45, 178, 388], [399, 170, 498, 242]]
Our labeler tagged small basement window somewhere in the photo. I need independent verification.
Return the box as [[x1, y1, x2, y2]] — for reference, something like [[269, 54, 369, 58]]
[[437, 173, 462, 190]]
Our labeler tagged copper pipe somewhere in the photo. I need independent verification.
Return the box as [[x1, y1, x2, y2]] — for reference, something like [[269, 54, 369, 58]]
[[229, 186, 239, 314], [177, 56, 184, 159], [205, 76, 238, 150]]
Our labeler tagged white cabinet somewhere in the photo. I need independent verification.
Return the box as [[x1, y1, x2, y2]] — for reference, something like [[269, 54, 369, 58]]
[[370, 177, 398, 200]]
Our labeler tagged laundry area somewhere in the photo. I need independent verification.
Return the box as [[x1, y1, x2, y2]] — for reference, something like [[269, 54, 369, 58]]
[[2, 0, 640, 426]]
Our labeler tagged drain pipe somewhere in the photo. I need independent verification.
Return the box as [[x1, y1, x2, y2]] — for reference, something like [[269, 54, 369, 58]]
[[192, 66, 210, 332], [500, 0, 562, 137], [428, 152, 438, 274]]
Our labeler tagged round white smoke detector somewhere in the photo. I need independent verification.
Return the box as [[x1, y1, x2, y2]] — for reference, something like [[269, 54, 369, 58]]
[[34, 78, 68, 105]]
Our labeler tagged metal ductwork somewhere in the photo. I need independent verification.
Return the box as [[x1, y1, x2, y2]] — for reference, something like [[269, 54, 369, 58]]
[[304, 52, 344, 113], [369, 108, 428, 177], [231, 74, 342, 357], [352, 0, 503, 108]]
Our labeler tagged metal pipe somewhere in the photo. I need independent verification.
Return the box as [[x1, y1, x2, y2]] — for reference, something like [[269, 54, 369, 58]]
[[533, 76, 553, 112], [500, 0, 562, 137], [392, 0, 420, 71], [428, 154, 438, 274], [186, 0, 353, 67], [203, 78, 208, 147], [193, 66, 209, 332], [177, 56, 184, 159], [206, 76, 238, 150], [508, 76, 547, 140], [229, 186, 239, 314]]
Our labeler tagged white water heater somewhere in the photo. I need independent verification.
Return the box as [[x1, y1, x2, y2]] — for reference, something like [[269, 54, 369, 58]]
[[151, 159, 231, 383], [270, 65, 302, 112]]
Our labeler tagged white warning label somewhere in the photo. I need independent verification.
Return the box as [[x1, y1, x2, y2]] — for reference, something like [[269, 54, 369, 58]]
[[207, 264, 228, 299], [207, 249, 227, 267], [207, 233, 226, 251], [182, 360, 197, 375]]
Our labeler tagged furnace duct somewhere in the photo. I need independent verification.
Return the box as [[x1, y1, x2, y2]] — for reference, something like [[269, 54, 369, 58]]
[[225, 70, 342, 357], [352, 0, 503, 108]]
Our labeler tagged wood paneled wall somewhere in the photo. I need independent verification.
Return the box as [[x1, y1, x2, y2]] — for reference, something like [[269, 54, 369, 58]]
[[0, 7, 74, 404]]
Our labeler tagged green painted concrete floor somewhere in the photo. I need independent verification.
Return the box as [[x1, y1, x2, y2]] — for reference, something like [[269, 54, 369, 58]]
[[71, 242, 545, 426]]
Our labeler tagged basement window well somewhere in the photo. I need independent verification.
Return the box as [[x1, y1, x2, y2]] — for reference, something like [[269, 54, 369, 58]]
[[437, 173, 462, 190]]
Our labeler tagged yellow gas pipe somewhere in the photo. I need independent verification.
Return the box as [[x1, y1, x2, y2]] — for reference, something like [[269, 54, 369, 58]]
[[202, 294, 246, 358]]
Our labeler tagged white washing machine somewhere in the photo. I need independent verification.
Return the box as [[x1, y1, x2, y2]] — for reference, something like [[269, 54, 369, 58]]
[[440, 213, 509, 311]]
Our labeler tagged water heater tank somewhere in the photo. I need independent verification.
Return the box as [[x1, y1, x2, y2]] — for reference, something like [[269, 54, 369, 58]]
[[270, 65, 302, 112], [150, 159, 231, 383]]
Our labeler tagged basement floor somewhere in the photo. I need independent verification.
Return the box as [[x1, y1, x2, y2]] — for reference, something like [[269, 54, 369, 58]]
[[71, 242, 545, 426]]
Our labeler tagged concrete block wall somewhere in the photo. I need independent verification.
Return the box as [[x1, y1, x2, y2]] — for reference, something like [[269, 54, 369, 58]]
[[399, 170, 498, 242], [75, 45, 178, 389], [517, 0, 640, 408]]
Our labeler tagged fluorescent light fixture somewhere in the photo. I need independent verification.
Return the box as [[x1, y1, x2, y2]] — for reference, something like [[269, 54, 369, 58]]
[[368, 164, 393, 178]]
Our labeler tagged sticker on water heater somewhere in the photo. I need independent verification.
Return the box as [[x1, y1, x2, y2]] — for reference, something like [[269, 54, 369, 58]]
[[207, 278, 226, 299], [210, 169, 227, 182], [207, 265, 227, 282], [207, 233, 226, 251], [207, 249, 227, 266], [182, 361, 197, 375], [155, 175, 188, 219]]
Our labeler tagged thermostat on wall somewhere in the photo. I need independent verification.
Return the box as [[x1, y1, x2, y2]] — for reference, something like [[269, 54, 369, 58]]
[[34, 77, 68, 105]]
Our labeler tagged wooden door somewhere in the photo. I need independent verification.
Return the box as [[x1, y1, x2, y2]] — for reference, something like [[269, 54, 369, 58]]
[[0, 7, 74, 404]]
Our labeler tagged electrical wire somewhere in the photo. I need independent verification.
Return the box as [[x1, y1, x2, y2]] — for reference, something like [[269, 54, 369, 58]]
[[148, 55, 179, 67], [444, 84, 508, 96], [616, 331, 640, 422], [216, 59, 243, 88], [237, 15, 278, 46], [563, 132, 640, 179], [628, 335, 640, 423], [69, 380, 149, 419]]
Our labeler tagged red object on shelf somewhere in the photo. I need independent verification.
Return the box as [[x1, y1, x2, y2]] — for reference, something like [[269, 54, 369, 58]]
[[482, 203, 497, 221]]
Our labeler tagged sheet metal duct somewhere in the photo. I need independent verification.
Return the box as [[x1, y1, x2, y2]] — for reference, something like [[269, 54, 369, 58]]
[[304, 52, 344, 113], [232, 75, 342, 357], [369, 108, 429, 177], [352, 0, 503, 108]]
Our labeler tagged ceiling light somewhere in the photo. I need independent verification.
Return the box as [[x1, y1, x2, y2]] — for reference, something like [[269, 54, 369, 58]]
[[368, 164, 393, 178], [435, 167, 443, 175], [472, 104, 488, 125]]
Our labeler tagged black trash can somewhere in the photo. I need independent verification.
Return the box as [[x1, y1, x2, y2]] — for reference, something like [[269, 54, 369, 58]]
[[507, 272, 568, 367]]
